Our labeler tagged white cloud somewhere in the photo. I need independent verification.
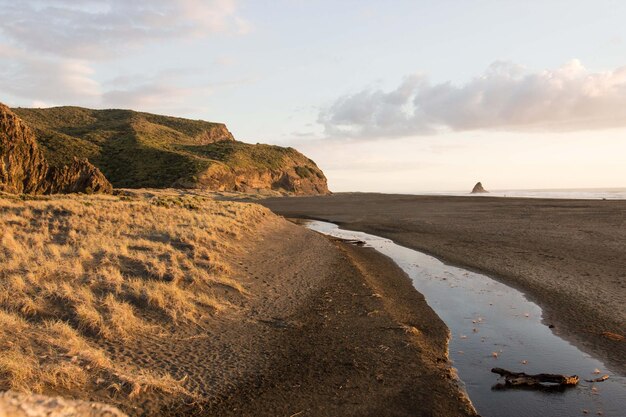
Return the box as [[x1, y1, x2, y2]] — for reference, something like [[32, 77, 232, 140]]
[[0, 0, 249, 59], [101, 70, 210, 111], [319, 60, 626, 138], [102, 85, 193, 110], [0, 44, 213, 114], [0, 45, 100, 105], [0, 1, 252, 113]]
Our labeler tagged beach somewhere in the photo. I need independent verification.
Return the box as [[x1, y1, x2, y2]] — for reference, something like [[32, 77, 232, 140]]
[[195, 217, 476, 416], [3, 190, 623, 415], [0, 191, 477, 416], [259, 193, 626, 376]]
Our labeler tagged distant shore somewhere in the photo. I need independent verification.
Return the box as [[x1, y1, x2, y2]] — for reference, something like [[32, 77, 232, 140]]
[[259, 193, 626, 376]]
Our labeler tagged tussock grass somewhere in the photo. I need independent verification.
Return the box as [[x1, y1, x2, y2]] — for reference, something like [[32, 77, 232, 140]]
[[0, 189, 270, 399]]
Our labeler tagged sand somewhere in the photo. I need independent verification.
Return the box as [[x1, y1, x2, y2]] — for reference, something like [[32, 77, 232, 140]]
[[114, 215, 476, 416], [259, 193, 626, 376], [0, 191, 479, 416]]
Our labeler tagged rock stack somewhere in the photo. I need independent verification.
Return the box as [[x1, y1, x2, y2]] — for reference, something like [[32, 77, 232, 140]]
[[471, 182, 488, 194]]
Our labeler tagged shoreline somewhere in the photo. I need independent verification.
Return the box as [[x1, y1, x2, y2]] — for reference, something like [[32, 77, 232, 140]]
[[201, 218, 477, 416], [258, 193, 626, 376], [0, 191, 477, 416]]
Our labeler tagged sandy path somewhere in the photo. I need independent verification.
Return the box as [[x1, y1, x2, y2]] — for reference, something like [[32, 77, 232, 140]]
[[259, 193, 626, 376], [111, 215, 476, 416], [203, 218, 476, 416]]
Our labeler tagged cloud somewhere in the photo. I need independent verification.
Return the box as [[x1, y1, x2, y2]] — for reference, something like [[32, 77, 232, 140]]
[[102, 84, 194, 110], [0, 1, 252, 115], [0, 44, 212, 114], [0, 0, 249, 59], [0, 45, 100, 105], [101, 70, 210, 111], [319, 60, 626, 138]]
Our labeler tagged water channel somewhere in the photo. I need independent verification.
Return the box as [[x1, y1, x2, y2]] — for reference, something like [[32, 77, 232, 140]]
[[304, 220, 626, 417]]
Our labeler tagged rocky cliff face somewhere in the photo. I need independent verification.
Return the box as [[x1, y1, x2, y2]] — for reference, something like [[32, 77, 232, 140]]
[[192, 124, 235, 144], [0, 103, 112, 195], [197, 156, 329, 195], [46, 157, 113, 194], [0, 103, 50, 194]]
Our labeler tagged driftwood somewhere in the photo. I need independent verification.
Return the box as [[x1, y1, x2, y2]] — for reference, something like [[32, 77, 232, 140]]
[[584, 375, 609, 383], [330, 237, 367, 246], [343, 239, 367, 246], [491, 367, 579, 388]]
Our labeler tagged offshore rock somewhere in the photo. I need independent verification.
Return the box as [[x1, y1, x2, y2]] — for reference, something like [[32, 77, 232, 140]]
[[471, 182, 488, 194]]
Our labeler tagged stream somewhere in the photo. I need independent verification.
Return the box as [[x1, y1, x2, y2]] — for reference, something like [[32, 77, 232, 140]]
[[303, 220, 626, 417]]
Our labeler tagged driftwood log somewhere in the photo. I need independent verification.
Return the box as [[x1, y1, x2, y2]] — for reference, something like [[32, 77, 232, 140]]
[[491, 367, 579, 387], [584, 375, 609, 383], [330, 237, 367, 246]]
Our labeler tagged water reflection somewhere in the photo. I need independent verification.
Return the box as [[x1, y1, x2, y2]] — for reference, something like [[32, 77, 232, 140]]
[[304, 220, 626, 417]]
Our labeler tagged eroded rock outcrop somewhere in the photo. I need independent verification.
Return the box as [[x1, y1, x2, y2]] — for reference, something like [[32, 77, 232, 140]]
[[0, 103, 50, 194], [193, 124, 235, 144], [46, 157, 113, 194], [0, 103, 112, 195], [471, 182, 488, 194], [194, 151, 329, 195], [0, 391, 127, 417]]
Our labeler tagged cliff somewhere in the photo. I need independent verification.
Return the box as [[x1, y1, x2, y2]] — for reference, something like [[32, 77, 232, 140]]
[[0, 103, 112, 195], [14, 106, 329, 195], [46, 157, 113, 194], [180, 143, 328, 195]]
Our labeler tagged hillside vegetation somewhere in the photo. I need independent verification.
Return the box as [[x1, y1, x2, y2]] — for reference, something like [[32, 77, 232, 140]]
[[0, 189, 271, 413], [14, 107, 329, 194]]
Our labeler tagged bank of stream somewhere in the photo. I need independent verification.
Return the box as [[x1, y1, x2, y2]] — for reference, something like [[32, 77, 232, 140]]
[[304, 220, 626, 417]]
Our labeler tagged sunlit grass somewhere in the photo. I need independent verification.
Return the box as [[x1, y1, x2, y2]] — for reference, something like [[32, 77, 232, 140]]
[[0, 189, 271, 398]]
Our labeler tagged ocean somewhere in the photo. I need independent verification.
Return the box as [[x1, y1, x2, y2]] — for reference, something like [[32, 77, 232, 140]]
[[420, 188, 626, 200]]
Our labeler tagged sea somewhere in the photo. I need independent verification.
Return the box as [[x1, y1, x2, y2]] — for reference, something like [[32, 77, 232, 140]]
[[419, 187, 626, 200]]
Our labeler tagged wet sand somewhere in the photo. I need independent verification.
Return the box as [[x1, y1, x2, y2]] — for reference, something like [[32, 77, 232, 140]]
[[259, 193, 626, 376]]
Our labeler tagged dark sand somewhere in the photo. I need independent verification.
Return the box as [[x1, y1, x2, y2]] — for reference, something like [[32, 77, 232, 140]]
[[206, 219, 476, 416], [259, 193, 626, 376], [121, 216, 476, 416]]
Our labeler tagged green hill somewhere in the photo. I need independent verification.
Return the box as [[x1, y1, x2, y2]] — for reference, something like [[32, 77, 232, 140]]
[[13, 107, 329, 194]]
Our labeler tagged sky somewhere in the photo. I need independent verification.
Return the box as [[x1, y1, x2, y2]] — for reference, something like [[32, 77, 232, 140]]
[[1, 0, 625, 192]]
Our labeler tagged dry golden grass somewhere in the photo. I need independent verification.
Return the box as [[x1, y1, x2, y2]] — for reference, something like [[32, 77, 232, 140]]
[[0, 189, 271, 399]]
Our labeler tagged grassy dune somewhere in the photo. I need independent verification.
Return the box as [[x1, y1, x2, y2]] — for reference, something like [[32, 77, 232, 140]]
[[0, 190, 270, 404]]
